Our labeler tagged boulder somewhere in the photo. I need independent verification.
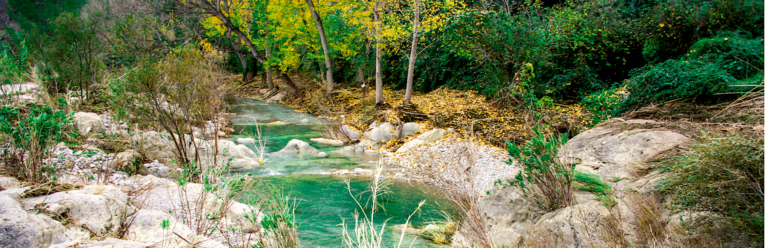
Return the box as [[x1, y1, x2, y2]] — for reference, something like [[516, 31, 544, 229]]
[[69, 238, 152, 248], [126, 209, 226, 248], [362, 128, 395, 147], [21, 185, 131, 237], [559, 119, 692, 179], [0, 177, 20, 189], [528, 201, 614, 248], [236, 138, 256, 144], [274, 139, 319, 155], [133, 131, 178, 166], [332, 168, 374, 177], [401, 122, 422, 138], [114, 149, 147, 175], [396, 129, 446, 153], [0, 194, 90, 248], [266, 92, 286, 103], [340, 125, 361, 141], [315, 152, 329, 158], [128, 179, 263, 238], [73, 112, 105, 135], [310, 138, 345, 146], [378, 123, 395, 132], [195, 139, 261, 170], [221, 202, 262, 233]]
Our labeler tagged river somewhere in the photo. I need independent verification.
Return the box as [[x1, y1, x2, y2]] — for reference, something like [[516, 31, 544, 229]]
[[226, 98, 450, 247]]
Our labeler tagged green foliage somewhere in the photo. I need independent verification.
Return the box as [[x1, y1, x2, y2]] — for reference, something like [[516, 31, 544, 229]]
[[542, 0, 645, 98], [0, 104, 73, 183], [504, 127, 574, 211], [685, 33, 764, 80], [581, 86, 628, 125], [573, 170, 616, 208], [640, 0, 763, 63], [663, 135, 764, 246], [619, 58, 734, 112], [7, 0, 89, 33], [0, 28, 29, 85], [48, 12, 104, 98]]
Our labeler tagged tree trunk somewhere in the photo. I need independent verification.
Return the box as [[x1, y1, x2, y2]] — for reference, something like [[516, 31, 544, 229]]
[[305, 0, 334, 94], [356, 66, 365, 84], [374, 0, 384, 104], [265, 16, 275, 90], [280, 73, 301, 97], [403, 0, 420, 105]]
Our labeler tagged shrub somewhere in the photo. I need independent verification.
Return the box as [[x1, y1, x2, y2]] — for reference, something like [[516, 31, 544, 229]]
[[0, 104, 73, 183], [48, 12, 104, 98], [685, 33, 764, 80], [504, 127, 574, 212], [619, 58, 734, 113], [663, 135, 764, 246], [112, 45, 228, 170], [0, 28, 29, 85], [580, 86, 628, 125]]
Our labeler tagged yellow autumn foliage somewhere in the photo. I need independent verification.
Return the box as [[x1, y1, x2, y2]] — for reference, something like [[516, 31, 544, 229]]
[[288, 86, 591, 148]]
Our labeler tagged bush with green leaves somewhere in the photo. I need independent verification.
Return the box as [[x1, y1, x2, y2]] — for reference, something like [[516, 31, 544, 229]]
[[685, 33, 764, 80], [580, 86, 628, 125], [504, 127, 574, 211], [0, 104, 73, 183], [0, 28, 29, 85], [663, 135, 763, 246], [640, 0, 763, 64], [48, 12, 104, 98], [618, 58, 735, 113]]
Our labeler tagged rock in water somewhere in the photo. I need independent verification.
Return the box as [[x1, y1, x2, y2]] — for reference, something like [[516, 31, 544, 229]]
[[274, 139, 319, 155], [73, 112, 105, 135], [310, 138, 345, 146], [236, 137, 256, 144]]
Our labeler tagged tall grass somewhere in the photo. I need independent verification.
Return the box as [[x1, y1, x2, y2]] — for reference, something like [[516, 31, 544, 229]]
[[504, 127, 574, 212], [573, 170, 616, 208], [340, 165, 425, 248], [663, 135, 764, 247]]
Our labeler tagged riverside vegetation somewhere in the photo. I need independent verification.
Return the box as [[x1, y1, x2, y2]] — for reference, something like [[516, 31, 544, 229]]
[[0, 0, 764, 247]]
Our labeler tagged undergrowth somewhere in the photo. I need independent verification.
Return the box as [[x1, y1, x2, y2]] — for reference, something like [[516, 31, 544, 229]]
[[504, 127, 574, 212], [663, 134, 764, 247]]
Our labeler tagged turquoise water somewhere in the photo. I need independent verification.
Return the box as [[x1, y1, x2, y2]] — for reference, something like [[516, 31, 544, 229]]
[[227, 98, 450, 247]]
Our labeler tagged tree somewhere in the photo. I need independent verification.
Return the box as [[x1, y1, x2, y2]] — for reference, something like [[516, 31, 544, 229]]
[[402, 0, 420, 105], [305, 0, 335, 94], [193, 0, 301, 95], [359, 0, 385, 104]]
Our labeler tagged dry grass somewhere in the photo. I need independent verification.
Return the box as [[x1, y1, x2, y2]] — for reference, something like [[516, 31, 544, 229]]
[[625, 193, 669, 247], [20, 181, 82, 198]]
